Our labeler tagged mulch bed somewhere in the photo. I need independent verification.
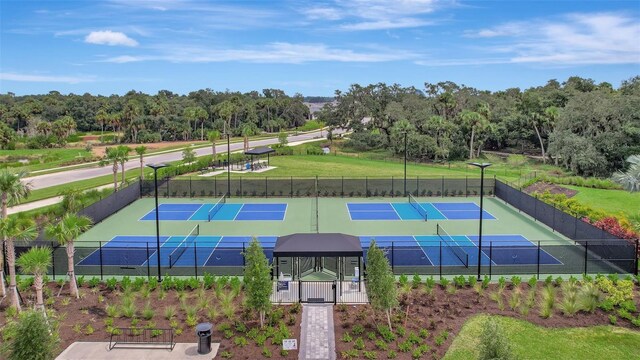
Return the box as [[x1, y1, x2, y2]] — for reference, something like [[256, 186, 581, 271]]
[[524, 182, 578, 198], [333, 282, 640, 359], [0, 281, 301, 360]]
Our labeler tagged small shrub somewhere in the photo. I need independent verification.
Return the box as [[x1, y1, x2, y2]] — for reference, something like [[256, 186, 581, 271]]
[[467, 275, 476, 287], [88, 277, 100, 288], [233, 336, 247, 347], [342, 332, 353, 343], [425, 276, 436, 290], [377, 325, 396, 343], [399, 274, 409, 288], [0, 310, 59, 360], [482, 275, 490, 289], [498, 276, 506, 290], [609, 315, 617, 325], [375, 339, 388, 350], [453, 275, 466, 288], [478, 318, 514, 360], [418, 329, 429, 339], [395, 326, 405, 338], [511, 276, 521, 287], [363, 350, 377, 359], [407, 332, 421, 345], [142, 303, 154, 320], [528, 276, 538, 288], [352, 324, 364, 335], [341, 349, 359, 359], [354, 337, 365, 350], [398, 340, 412, 352], [412, 274, 421, 289], [105, 277, 118, 290], [387, 350, 398, 359], [439, 277, 450, 288], [84, 324, 94, 335], [261, 347, 272, 358], [220, 351, 232, 358]]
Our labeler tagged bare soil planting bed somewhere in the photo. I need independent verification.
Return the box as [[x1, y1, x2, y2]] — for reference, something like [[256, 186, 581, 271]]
[[334, 280, 640, 359], [0, 279, 301, 359]]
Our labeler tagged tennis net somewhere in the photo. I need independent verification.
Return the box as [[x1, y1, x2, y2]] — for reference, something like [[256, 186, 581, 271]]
[[169, 224, 199, 268], [207, 195, 227, 221], [408, 194, 428, 221], [436, 224, 469, 267]]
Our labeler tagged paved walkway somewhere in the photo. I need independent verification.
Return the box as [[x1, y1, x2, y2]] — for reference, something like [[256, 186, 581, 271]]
[[8, 184, 114, 215], [299, 304, 335, 360], [56, 342, 219, 359]]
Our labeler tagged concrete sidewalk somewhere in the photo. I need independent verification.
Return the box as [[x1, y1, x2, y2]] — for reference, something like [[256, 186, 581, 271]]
[[56, 342, 219, 360], [8, 184, 114, 215]]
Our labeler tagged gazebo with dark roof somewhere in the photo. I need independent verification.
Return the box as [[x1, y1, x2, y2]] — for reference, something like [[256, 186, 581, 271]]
[[244, 146, 275, 169], [273, 233, 364, 287]]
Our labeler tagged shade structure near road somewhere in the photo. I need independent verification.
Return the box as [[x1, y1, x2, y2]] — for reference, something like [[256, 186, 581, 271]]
[[274, 233, 363, 258], [244, 146, 275, 168]]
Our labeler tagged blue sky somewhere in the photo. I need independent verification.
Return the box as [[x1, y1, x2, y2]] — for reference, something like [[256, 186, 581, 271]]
[[1, 0, 639, 96]]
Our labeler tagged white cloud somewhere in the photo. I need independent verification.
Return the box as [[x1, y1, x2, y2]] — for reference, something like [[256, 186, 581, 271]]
[[85, 30, 138, 47], [103, 42, 420, 64], [456, 12, 640, 66], [302, 0, 442, 30], [0, 72, 95, 84]]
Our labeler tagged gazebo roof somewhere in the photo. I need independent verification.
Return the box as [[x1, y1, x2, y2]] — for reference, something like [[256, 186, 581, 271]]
[[273, 233, 363, 257], [244, 146, 275, 155]]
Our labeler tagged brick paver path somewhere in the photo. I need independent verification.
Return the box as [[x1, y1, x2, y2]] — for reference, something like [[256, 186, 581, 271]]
[[299, 304, 335, 360]]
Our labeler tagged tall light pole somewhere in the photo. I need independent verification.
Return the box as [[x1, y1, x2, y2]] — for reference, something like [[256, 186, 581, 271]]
[[403, 131, 408, 197], [469, 162, 491, 281], [226, 133, 231, 197], [146, 163, 168, 282]]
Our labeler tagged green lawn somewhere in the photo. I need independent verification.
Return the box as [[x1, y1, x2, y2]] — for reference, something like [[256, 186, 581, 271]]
[[565, 186, 640, 218], [444, 314, 640, 360], [198, 153, 547, 181], [0, 148, 93, 172]]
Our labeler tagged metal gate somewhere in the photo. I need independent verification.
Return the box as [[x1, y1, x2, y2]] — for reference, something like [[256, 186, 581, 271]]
[[300, 281, 336, 304]]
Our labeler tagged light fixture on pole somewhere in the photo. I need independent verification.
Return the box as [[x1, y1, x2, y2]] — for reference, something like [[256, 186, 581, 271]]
[[469, 162, 491, 281], [146, 163, 169, 282], [404, 131, 408, 197], [226, 133, 231, 197]]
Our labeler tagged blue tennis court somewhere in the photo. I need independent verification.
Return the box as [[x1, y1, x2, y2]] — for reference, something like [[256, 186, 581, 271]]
[[139, 203, 287, 221], [359, 234, 561, 267], [78, 233, 560, 268], [348, 202, 496, 221], [77, 235, 278, 267]]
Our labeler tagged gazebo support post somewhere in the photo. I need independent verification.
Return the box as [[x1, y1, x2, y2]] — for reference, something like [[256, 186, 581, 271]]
[[358, 256, 362, 292], [268, 152, 270, 166], [275, 256, 278, 281]]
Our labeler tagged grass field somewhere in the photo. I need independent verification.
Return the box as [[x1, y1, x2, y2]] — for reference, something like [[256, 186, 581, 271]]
[[566, 185, 640, 218], [444, 315, 640, 360], [0, 148, 93, 172]]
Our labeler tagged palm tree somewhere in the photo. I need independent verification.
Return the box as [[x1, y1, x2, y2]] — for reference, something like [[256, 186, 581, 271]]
[[100, 147, 120, 191], [116, 146, 132, 186], [16, 247, 52, 312], [612, 155, 640, 192], [208, 130, 220, 158], [135, 146, 147, 180], [241, 123, 255, 152], [0, 170, 32, 298], [461, 110, 488, 159], [45, 214, 93, 299], [0, 217, 38, 311]]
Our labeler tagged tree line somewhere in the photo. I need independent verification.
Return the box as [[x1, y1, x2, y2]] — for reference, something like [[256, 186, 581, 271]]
[[316, 76, 640, 177], [0, 88, 311, 147]]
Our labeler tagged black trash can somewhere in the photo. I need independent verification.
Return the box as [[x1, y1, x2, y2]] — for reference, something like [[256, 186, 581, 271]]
[[196, 322, 212, 354]]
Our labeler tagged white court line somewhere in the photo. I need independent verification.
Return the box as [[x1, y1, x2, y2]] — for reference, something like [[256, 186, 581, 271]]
[[412, 236, 434, 266], [187, 204, 205, 221]]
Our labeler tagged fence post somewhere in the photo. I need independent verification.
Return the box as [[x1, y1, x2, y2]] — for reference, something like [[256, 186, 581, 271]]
[[290, 177, 293, 198], [242, 243, 246, 266], [214, 177, 217, 197], [416, 176, 419, 197], [265, 177, 268, 198], [51, 242, 56, 280], [635, 239, 639, 276], [341, 176, 344, 198], [189, 177, 192, 197], [439, 242, 442, 279], [441, 176, 444, 197], [239, 177, 242, 197], [333, 280, 337, 305], [391, 242, 395, 273], [574, 215, 578, 239], [536, 241, 541, 279], [99, 241, 104, 281], [392, 176, 394, 197], [489, 242, 493, 280], [534, 194, 537, 221], [552, 204, 556, 232], [146, 243, 150, 281], [465, 176, 468, 197], [584, 241, 588, 275], [298, 278, 302, 302], [194, 242, 198, 279]]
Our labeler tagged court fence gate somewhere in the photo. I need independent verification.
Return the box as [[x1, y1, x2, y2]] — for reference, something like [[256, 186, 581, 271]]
[[270, 280, 369, 304]]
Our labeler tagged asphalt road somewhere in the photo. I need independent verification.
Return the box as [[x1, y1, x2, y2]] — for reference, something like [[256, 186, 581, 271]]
[[25, 128, 338, 190]]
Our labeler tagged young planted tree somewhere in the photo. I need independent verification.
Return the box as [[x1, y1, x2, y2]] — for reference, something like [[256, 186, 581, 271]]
[[478, 317, 515, 360], [182, 147, 196, 164], [45, 214, 93, 299], [16, 247, 52, 312], [0, 170, 32, 298], [243, 237, 272, 327], [135, 146, 147, 180], [366, 239, 398, 330], [0, 309, 59, 360], [278, 131, 288, 147], [241, 123, 255, 151], [100, 147, 120, 191], [208, 130, 220, 157], [0, 217, 38, 311], [116, 145, 131, 186]]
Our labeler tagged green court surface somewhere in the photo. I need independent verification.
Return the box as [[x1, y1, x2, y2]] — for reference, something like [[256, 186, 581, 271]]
[[77, 196, 564, 244]]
